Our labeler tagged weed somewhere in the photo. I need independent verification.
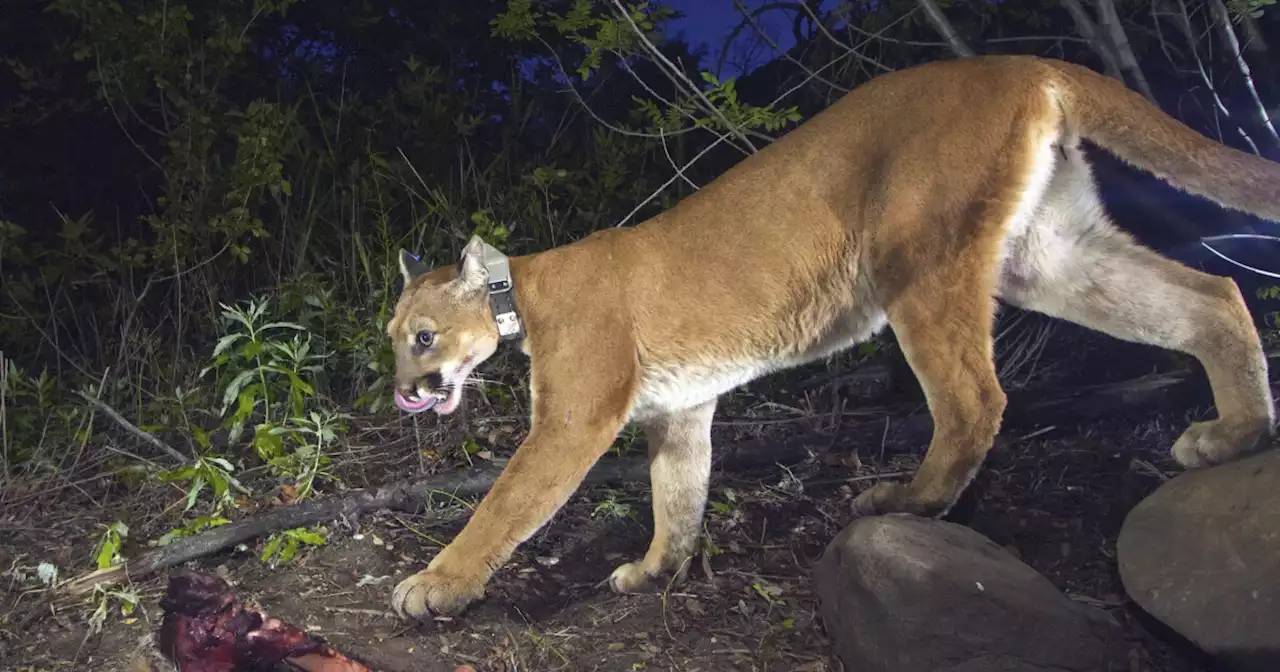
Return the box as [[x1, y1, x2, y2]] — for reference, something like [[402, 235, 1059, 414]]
[[261, 526, 328, 568]]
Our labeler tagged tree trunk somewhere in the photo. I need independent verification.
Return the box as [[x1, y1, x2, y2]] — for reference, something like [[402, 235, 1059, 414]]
[[1094, 0, 1159, 104], [1060, 0, 1124, 79]]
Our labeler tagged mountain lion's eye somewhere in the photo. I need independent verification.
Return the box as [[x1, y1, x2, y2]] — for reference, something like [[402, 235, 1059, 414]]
[[416, 330, 436, 348]]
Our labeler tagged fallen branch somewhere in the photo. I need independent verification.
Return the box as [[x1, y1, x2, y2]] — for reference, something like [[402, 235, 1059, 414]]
[[76, 390, 191, 465], [58, 360, 1232, 598], [59, 434, 825, 597], [722, 365, 1213, 430], [1001, 366, 1210, 430]]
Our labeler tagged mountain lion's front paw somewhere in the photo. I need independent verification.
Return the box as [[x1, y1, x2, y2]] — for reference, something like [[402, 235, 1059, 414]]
[[391, 567, 485, 619], [608, 561, 656, 594]]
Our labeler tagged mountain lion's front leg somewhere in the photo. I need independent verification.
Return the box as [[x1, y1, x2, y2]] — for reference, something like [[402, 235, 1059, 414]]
[[392, 357, 637, 618], [609, 399, 716, 593], [391, 418, 629, 617]]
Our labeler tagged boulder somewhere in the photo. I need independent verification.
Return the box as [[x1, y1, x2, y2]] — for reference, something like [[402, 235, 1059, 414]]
[[1118, 447, 1280, 671], [814, 515, 1128, 672]]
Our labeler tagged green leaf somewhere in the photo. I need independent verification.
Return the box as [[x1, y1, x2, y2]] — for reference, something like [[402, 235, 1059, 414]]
[[95, 538, 118, 570], [253, 426, 284, 460], [206, 468, 229, 500], [212, 333, 245, 358], [290, 528, 325, 545], [285, 371, 314, 396], [279, 538, 299, 563], [185, 473, 206, 511], [205, 456, 235, 472], [241, 340, 263, 360], [261, 534, 284, 562], [220, 370, 257, 415], [157, 465, 197, 482], [260, 321, 306, 331]]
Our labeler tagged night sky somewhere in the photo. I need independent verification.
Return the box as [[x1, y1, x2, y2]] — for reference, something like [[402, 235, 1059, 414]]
[[662, 0, 840, 76]]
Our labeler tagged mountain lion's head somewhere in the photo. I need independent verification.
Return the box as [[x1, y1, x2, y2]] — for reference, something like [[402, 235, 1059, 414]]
[[387, 236, 501, 415]]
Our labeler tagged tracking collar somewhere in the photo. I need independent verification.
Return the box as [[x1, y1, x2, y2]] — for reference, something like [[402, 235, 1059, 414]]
[[473, 242, 525, 343]]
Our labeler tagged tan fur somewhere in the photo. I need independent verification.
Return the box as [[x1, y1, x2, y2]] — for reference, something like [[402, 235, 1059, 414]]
[[385, 55, 1278, 619]]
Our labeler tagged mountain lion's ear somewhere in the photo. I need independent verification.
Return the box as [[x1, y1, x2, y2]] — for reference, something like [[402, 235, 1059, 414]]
[[399, 249, 430, 285], [458, 235, 489, 291]]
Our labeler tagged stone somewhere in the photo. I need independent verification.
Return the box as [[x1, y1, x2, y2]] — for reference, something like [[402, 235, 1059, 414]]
[[813, 515, 1128, 672], [1118, 447, 1280, 671]]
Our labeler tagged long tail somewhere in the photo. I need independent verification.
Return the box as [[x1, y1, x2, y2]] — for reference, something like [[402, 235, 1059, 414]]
[[1046, 59, 1280, 223]]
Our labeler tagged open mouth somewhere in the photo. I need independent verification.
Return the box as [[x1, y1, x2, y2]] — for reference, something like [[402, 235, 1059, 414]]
[[394, 357, 475, 416], [393, 389, 443, 414]]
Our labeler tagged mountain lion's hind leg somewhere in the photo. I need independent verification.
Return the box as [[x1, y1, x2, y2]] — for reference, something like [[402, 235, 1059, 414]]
[[1002, 219, 1275, 468], [852, 264, 1008, 518], [609, 399, 716, 593]]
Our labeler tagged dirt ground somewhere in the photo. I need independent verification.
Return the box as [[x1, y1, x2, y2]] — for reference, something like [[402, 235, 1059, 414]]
[[0, 328, 1257, 672]]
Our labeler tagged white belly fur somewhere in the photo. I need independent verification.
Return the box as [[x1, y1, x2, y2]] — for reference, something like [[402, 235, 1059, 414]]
[[630, 303, 889, 422]]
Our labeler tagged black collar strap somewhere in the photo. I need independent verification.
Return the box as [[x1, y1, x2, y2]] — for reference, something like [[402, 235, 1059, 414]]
[[478, 243, 525, 343]]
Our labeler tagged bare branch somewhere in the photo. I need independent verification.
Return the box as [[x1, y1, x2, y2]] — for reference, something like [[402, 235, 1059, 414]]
[[795, 1, 895, 73], [1208, 0, 1280, 148], [614, 131, 735, 228], [915, 0, 975, 57], [730, 0, 849, 93], [94, 51, 165, 174], [828, 4, 943, 48], [75, 390, 192, 465], [659, 128, 700, 191]]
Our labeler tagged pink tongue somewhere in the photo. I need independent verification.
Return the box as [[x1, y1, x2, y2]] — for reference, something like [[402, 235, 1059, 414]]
[[394, 390, 436, 414]]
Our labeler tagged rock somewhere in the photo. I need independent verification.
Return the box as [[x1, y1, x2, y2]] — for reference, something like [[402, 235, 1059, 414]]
[[813, 515, 1128, 672], [1118, 447, 1280, 671]]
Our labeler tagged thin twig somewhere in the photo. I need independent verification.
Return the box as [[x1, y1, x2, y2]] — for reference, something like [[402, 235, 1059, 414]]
[[797, 1, 896, 72], [614, 132, 734, 227], [659, 128, 700, 191], [731, 0, 849, 93], [1199, 233, 1280, 279], [74, 390, 191, 465]]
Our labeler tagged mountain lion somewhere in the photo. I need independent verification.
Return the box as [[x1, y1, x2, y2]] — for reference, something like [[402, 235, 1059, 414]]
[[385, 55, 1278, 619]]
